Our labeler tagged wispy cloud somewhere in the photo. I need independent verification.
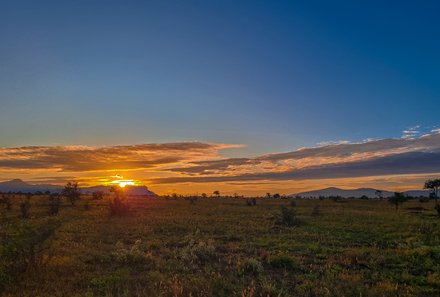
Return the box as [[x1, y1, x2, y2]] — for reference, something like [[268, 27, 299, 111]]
[[402, 125, 422, 139], [0, 142, 240, 172]]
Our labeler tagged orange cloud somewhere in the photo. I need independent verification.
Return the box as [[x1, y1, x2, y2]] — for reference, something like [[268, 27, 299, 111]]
[[1, 133, 440, 195]]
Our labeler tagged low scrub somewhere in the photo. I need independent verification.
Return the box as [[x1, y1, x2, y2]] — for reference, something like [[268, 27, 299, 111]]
[[275, 206, 302, 227]]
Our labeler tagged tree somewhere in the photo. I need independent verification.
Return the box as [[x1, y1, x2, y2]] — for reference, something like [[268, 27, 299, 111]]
[[201, 193, 207, 198], [266, 193, 271, 199], [109, 186, 128, 216], [48, 193, 60, 215], [213, 191, 220, 198], [92, 191, 105, 200], [375, 190, 383, 200], [424, 179, 440, 206], [388, 192, 407, 211], [62, 181, 81, 206], [273, 193, 281, 199], [20, 195, 31, 218]]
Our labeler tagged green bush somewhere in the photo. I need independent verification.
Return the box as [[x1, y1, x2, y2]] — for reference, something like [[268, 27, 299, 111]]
[[239, 258, 264, 276]]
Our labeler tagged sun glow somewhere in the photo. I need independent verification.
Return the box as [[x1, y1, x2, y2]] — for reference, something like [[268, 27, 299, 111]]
[[111, 179, 135, 188]]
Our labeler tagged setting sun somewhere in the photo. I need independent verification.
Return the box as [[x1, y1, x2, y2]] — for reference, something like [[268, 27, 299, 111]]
[[111, 179, 135, 188]]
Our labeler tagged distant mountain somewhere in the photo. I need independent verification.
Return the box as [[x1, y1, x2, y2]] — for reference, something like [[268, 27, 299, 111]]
[[0, 179, 156, 197], [294, 187, 430, 198], [82, 185, 156, 197], [0, 179, 61, 193]]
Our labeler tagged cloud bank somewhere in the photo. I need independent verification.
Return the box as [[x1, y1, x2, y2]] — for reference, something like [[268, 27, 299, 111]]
[[1, 132, 440, 193]]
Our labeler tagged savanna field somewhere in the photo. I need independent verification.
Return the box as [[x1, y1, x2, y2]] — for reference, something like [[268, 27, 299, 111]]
[[1, 194, 439, 297]]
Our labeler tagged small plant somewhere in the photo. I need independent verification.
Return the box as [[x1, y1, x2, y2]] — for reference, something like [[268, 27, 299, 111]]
[[62, 181, 81, 206], [245, 198, 257, 206], [83, 201, 91, 210], [19, 196, 31, 219], [239, 258, 264, 276], [276, 206, 301, 227], [388, 192, 408, 211], [109, 186, 129, 216], [109, 196, 129, 216], [112, 239, 152, 264], [48, 193, 60, 215], [92, 191, 105, 200], [418, 222, 437, 238], [0, 194, 12, 210], [185, 196, 198, 204], [435, 204, 440, 217], [181, 232, 216, 264], [269, 254, 300, 271], [311, 205, 321, 216]]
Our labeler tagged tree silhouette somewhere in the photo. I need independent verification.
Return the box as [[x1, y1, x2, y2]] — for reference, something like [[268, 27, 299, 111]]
[[213, 190, 220, 198], [424, 179, 440, 206], [375, 190, 383, 200], [62, 181, 81, 206], [388, 192, 407, 211]]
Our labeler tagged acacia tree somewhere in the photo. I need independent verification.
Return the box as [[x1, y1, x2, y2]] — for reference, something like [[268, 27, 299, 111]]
[[62, 181, 81, 206], [424, 179, 440, 206], [388, 192, 407, 211], [213, 190, 220, 198], [375, 190, 383, 200]]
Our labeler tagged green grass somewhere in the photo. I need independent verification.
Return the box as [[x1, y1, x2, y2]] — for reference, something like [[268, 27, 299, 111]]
[[1, 195, 439, 296]]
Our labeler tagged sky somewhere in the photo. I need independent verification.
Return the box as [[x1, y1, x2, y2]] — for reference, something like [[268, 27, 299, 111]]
[[0, 1, 439, 195]]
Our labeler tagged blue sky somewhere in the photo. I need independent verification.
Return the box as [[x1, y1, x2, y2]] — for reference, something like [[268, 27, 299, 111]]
[[1, 0, 439, 156]]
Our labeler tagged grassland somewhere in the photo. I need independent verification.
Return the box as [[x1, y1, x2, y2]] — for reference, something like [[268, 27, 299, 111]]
[[1, 194, 440, 296]]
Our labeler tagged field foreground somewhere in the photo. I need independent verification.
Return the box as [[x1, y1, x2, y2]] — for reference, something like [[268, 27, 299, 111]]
[[1, 195, 440, 296]]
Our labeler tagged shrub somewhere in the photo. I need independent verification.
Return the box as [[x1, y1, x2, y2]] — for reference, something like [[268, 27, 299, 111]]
[[435, 204, 440, 217], [245, 198, 257, 206], [239, 258, 264, 276], [269, 254, 300, 271], [276, 206, 301, 227], [48, 193, 60, 215], [109, 196, 129, 216], [0, 194, 11, 211], [289, 199, 297, 207], [181, 232, 216, 263], [109, 186, 129, 216], [62, 181, 81, 206], [185, 196, 198, 204], [388, 192, 408, 211], [19, 198, 31, 219], [418, 222, 437, 243], [92, 191, 105, 200], [311, 205, 321, 216], [112, 239, 152, 264]]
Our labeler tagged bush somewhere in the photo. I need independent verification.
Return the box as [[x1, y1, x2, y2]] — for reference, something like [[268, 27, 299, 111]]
[[269, 254, 300, 271], [311, 205, 321, 216], [62, 181, 81, 206], [19, 198, 31, 219], [245, 198, 257, 206], [48, 193, 60, 215], [0, 194, 11, 211], [435, 204, 440, 217], [109, 196, 129, 216], [276, 206, 301, 227], [239, 258, 264, 276], [112, 239, 152, 264], [181, 232, 216, 264], [290, 199, 297, 207], [92, 191, 105, 200], [388, 192, 408, 211]]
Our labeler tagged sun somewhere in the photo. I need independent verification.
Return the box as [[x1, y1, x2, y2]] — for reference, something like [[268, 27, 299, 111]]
[[111, 179, 135, 188]]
